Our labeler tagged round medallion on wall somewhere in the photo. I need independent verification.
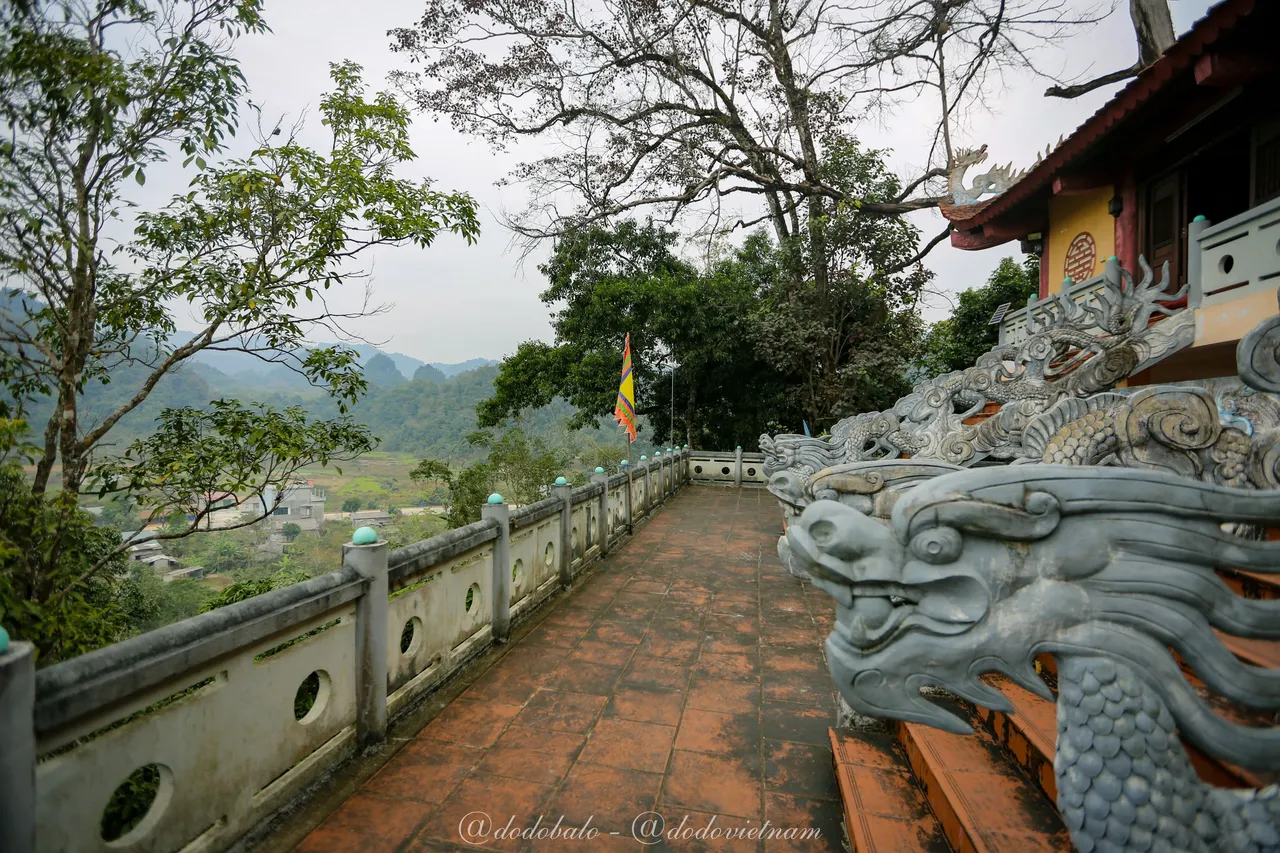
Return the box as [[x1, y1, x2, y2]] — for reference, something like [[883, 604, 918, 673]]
[[1064, 232, 1097, 282]]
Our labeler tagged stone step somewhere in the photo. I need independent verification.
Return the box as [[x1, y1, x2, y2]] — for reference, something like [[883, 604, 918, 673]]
[[974, 675, 1059, 804], [895, 698, 1073, 853], [1217, 631, 1280, 669], [830, 727, 950, 853], [984, 665, 1275, 796], [1219, 567, 1280, 601]]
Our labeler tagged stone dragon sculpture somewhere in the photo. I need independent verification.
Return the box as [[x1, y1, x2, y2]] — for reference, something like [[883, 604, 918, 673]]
[[788, 465, 1280, 853], [786, 314, 1280, 852], [760, 257, 1194, 492], [948, 145, 1026, 206]]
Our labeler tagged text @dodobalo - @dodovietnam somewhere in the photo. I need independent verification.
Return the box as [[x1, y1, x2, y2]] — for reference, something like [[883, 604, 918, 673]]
[[456, 810, 824, 845]]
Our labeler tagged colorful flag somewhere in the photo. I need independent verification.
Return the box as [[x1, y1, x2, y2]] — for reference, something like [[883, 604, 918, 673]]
[[614, 334, 638, 442]]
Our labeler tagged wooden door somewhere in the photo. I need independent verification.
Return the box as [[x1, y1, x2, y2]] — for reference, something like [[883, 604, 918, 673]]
[[1143, 172, 1184, 290]]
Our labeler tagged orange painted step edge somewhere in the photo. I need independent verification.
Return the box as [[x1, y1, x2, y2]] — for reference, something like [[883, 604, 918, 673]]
[[829, 728, 947, 853], [897, 719, 1072, 853], [977, 676, 1058, 804], [830, 728, 879, 853]]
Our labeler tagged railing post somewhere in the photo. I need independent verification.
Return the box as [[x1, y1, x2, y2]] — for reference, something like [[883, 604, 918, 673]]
[[482, 494, 512, 643], [655, 452, 666, 505], [735, 446, 744, 487], [553, 478, 573, 587], [345, 532, 388, 749], [1187, 215, 1209, 309], [0, 639, 36, 853], [682, 445, 690, 485], [591, 468, 609, 556], [640, 455, 651, 513], [621, 460, 634, 534]]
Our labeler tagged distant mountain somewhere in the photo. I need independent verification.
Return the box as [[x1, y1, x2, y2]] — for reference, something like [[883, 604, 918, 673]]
[[429, 358, 498, 377], [414, 364, 447, 384], [173, 331, 493, 385], [364, 353, 408, 387]]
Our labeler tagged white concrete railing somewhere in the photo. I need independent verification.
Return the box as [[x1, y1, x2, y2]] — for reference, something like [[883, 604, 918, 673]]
[[686, 448, 769, 487], [1190, 195, 1280, 309], [0, 451, 699, 853]]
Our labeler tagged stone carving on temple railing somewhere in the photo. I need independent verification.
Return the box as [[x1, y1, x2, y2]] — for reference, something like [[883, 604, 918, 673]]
[[787, 464, 1280, 853], [771, 460, 963, 578], [760, 257, 1195, 487]]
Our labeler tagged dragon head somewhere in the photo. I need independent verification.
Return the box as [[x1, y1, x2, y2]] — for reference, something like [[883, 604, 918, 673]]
[[788, 465, 1280, 770], [951, 145, 989, 170]]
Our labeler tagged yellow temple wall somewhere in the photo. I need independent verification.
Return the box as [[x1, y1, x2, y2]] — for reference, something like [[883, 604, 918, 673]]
[[1046, 188, 1115, 294]]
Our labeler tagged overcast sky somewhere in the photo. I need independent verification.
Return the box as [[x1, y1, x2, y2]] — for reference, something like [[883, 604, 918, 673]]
[[164, 0, 1216, 364]]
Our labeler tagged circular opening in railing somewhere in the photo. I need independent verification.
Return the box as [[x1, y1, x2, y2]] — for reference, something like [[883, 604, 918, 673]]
[[544, 541, 555, 566], [721, 466, 731, 475], [1220, 254, 1235, 275], [400, 617, 423, 656], [694, 465, 703, 474], [101, 763, 173, 846], [465, 582, 480, 612], [512, 557, 523, 585], [747, 467, 757, 477], [294, 669, 330, 724]]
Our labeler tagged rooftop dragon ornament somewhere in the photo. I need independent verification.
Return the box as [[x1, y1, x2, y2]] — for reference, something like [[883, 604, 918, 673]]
[[788, 466, 1280, 853], [947, 145, 1026, 206]]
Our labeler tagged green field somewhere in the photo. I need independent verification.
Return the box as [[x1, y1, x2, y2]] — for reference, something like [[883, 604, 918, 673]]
[[295, 452, 428, 509]]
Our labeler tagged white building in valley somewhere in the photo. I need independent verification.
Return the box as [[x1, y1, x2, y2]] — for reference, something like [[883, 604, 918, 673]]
[[260, 481, 326, 534]]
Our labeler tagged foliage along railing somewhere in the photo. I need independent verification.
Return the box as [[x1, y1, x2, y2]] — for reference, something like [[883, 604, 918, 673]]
[[0, 449, 738, 853]]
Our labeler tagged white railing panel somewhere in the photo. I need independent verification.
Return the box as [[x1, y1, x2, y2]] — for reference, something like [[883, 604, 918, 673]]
[[1197, 196, 1280, 304], [37, 606, 358, 853]]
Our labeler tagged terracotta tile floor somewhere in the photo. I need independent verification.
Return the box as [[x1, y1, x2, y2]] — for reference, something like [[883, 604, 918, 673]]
[[295, 487, 843, 853]]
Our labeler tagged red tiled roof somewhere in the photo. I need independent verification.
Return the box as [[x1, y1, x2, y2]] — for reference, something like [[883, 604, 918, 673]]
[[947, 0, 1257, 229]]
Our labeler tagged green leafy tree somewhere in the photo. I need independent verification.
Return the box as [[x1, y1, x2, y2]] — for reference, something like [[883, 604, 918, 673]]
[[281, 522, 302, 542], [0, 463, 129, 663], [95, 494, 139, 532], [194, 535, 250, 575], [478, 220, 775, 448], [472, 427, 566, 505], [200, 564, 310, 612], [117, 566, 214, 634], [409, 458, 494, 529], [921, 257, 1040, 375], [0, 1, 479, 659], [750, 137, 933, 431], [341, 497, 362, 513]]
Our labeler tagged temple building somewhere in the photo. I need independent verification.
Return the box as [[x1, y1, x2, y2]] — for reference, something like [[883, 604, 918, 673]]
[[942, 0, 1279, 386]]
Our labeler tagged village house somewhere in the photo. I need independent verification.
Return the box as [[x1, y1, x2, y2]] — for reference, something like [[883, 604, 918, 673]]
[[259, 481, 327, 534]]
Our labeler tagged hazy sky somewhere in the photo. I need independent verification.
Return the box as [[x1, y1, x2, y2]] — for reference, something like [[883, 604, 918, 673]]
[[161, 0, 1216, 364]]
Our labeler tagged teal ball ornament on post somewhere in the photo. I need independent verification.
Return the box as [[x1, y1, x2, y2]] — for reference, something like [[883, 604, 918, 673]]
[[352, 526, 378, 546]]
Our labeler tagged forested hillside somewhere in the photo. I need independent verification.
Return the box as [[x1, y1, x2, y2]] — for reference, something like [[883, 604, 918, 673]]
[[12, 346, 621, 464]]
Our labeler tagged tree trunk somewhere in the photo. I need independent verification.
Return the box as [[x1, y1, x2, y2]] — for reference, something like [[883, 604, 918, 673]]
[[1131, 0, 1175, 67]]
